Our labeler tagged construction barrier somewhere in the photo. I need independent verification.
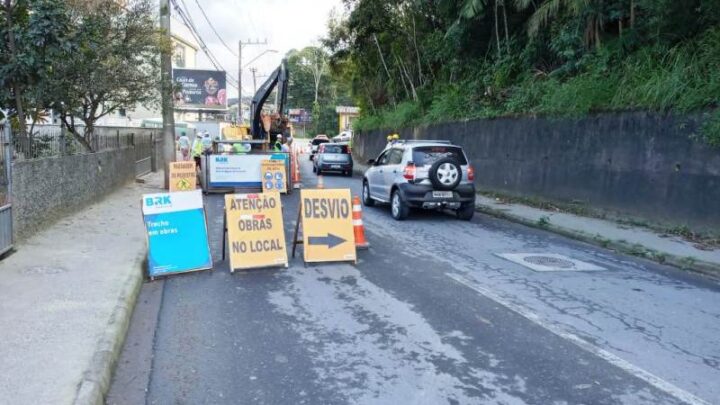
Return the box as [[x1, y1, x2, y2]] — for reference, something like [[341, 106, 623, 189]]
[[352, 196, 369, 250], [292, 147, 302, 189]]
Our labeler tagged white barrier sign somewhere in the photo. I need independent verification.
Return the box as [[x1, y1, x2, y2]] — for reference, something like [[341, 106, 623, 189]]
[[208, 154, 267, 188]]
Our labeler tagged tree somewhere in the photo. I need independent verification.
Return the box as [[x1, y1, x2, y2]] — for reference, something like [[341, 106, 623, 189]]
[[0, 0, 73, 142], [286, 48, 320, 109], [52, 0, 160, 151], [518, 0, 606, 48], [287, 46, 347, 136]]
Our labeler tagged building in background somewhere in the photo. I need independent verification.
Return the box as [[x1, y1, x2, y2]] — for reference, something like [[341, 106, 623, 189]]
[[288, 108, 312, 137], [336, 106, 360, 133], [96, 16, 200, 127]]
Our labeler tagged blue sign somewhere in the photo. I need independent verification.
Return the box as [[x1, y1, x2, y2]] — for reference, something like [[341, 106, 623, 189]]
[[142, 190, 212, 277]]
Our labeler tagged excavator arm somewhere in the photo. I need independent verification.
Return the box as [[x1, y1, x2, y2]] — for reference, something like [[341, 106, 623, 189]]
[[250, 58, 289, 140]]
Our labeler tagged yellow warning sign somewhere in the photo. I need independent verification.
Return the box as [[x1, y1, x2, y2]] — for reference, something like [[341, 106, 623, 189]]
[[299, 189, 356, 263], [168, 161, 197, 192], [261, 160, 287, 194], [225, 192, 288, 271]]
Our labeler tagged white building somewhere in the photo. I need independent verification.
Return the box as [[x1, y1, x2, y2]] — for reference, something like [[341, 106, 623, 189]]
[[97, 16, 200, 127]]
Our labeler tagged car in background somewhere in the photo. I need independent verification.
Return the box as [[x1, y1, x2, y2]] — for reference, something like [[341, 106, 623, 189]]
[[362, 140, 476, 221], [332, 131, 352, 143], [309, 135, 330, 160], [313, 142, 353, 176]]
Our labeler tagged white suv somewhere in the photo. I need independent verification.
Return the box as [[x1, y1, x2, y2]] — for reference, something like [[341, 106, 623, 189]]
[[362, 140, 476, 220]]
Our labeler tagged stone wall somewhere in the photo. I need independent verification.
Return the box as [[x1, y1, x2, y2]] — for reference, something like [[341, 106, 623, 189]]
[[354, 112, 720, 232], [11, 147, 136, 240]]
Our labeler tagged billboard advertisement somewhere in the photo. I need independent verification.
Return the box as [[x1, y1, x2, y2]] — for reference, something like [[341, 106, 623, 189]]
[[173, 68, 227, 110]]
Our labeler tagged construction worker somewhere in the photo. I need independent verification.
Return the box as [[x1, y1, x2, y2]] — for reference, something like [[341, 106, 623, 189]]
[[232, 142, 250, 154], [386, 134, 393, 149], [191, 132, 204, 168], [273, 134, 284, 152], [178, 131, 190, 161]]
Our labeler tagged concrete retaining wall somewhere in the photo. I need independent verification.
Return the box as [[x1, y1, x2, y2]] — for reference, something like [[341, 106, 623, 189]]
[[11, 148, 136, 240], [354, 112, 720, 232]]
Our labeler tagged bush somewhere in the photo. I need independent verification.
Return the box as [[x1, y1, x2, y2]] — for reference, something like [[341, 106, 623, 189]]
[[354, 27, 720, 141]]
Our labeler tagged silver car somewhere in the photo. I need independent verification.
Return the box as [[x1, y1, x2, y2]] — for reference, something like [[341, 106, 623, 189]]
[[362, 140, 476, 220]]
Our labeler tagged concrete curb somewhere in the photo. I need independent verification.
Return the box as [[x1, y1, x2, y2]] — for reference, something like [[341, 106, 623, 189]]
[[73, 251, 146, 405], [354, 159, 719, 279], [475, 203, 720, 282]]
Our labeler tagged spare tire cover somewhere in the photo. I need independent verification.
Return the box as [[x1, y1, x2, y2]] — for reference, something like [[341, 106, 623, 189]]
[[429, 157, 462, 190]]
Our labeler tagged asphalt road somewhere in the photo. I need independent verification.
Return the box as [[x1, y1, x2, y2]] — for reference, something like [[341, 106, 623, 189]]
[[108, 155, 720, 405]]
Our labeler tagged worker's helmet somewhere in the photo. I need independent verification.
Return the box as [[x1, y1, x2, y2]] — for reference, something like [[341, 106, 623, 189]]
[[392, 133, 400, 140], [387, 135, 392, 141]]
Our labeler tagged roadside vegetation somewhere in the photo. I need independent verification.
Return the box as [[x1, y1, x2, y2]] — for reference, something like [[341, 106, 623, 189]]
[[285, 46, 353, 137], [324, 0, 720, 145], [1, 0, 160, 151]]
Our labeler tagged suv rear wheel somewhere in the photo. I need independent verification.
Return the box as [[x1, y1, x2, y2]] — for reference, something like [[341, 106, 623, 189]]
[[456, 203, 475, 221], [362, 181, 374, 206], [391, 190, 409, 220]]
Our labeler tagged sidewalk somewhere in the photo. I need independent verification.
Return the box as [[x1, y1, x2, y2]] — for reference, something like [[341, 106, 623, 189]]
[[0, 173, 162, 404], [475, 195, 720, 278]]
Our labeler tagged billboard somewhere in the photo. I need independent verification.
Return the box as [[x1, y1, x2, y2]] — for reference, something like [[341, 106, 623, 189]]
[[288, 108, 312, 124], [173, 68, 227, 111]]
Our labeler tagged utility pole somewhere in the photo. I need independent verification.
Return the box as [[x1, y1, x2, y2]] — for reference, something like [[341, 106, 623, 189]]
[[250, 67, 258, 94], [237, 39, 268, 124], [160, 0, 175, 188]]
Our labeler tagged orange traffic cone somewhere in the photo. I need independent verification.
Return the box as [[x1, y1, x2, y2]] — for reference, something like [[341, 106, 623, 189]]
[[317, 175, 324, 189], [352, 196, 370, 250], [293, 152, 302, 189]]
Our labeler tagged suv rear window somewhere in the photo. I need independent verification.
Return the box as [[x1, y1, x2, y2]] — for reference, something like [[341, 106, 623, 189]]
[[312, 139, 330, 146], [322, 144, 348, 154], [412, 146, 467, 166]]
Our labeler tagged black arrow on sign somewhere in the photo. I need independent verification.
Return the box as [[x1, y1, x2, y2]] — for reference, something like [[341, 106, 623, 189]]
[[308, 233, 346, 249]]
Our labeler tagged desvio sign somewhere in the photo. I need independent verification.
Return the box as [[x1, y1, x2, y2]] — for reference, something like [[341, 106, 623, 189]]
[[142, 190, 212, 278]]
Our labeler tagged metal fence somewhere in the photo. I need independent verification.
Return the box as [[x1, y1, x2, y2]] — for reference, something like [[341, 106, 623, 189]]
[[0, 123, 12, 256], [134, 132, 154, 176], [13, 126, 135, 161]]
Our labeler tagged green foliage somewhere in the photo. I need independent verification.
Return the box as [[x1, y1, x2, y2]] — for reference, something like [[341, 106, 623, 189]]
[[1, 0, 160, 150], [536, 215, 551, 228], [701, 111, 720, 147], [286, 46, 349, 136], [325, 0, 720, 145]]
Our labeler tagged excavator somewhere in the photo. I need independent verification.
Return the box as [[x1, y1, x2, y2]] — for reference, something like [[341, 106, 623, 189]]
[[251, 58, 289, 146], [222, 59, 289, 149]]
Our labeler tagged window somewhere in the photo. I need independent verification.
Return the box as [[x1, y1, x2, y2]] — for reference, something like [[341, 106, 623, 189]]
[[173, 44, 186, 68], [322, 144, 348, 154], [376, 151, 390, 165], [412, 146, 467, 166], [312, 139, 330, 146], [387, 149, 404, 165]]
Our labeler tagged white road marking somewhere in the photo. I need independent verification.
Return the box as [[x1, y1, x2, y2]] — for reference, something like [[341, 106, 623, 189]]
[[446, 273, 710, 405]]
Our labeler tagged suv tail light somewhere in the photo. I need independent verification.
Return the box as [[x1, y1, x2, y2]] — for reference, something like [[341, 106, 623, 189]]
[[467, 166, 475, 181], [403, 163, 416, 180]]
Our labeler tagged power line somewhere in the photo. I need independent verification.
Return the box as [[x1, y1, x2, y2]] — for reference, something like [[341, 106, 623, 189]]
[[174, 0, 227, 73], [192, 0, 238, 57], [170, 0, 251, 93]]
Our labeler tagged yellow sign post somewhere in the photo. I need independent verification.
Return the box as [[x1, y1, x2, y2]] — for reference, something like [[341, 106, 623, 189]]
[[224, 192, 288, 272], [168, 161, 197, 192], [293, 189, 356, 264], [261, 160, 287, 194]]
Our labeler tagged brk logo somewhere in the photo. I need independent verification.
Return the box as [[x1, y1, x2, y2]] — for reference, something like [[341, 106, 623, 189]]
[[145, 195, 172, 207], [215, 156, 228, 163]]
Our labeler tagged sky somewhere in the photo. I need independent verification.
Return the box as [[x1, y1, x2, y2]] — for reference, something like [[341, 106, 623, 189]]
[[173, 0, 346, 101]]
